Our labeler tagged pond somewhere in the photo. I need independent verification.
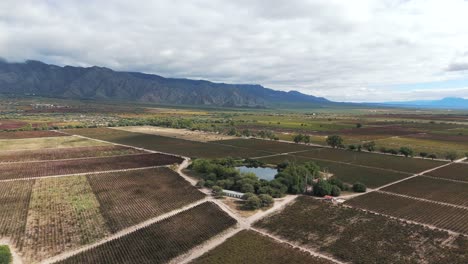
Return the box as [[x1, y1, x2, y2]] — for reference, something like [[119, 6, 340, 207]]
[[236, 166, 278, 181]]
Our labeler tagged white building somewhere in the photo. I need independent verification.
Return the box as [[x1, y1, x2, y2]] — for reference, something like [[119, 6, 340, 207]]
[[222, 189, 244, 199]]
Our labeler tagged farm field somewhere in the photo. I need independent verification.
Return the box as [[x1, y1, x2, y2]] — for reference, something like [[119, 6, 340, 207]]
[[0, 130, 65, 139], [87, 167, 206, 231], [22, 176, 110, 263], [374, 136, 468, 159], [255, 196, 468, 264], [292, 148, 446, 173], [425, 163, 468, 182], [382, 176, 468, 206], [191, 230, 334, 264], [214, 138, 312, 153], [56, 202, 237, 264], [113, 126, 237, 142], [0, 136, 108, 151], [0, 167, 205, 263], [258, 155, 411, 188], [346, 191, 468, 234], [66, 128, 271, 158], [0, 153, 182, 181], [0, 145, 144, 163]]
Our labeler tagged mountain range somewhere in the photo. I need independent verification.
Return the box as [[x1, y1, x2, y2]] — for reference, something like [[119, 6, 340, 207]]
[[380, 97, 468, 110], [0, 60, 330, 108]]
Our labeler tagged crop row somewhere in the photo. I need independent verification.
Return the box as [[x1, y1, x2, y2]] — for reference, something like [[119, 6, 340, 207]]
[[0, 153, 183, 181], [255, 196, 468, 264], [56, 202, 237, 264], [214, 138, 311, 154], [192, 230, 334, 264], [425, 163, 468, 182], [0, 145, 144, 163], [258, 155, 410, 188], [66, 128, 270, 158], [382, 176, 468, 207], [346, 191, 468, 234], [87, 167, 206, 231]]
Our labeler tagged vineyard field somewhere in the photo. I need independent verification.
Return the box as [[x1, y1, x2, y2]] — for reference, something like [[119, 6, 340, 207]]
[[0, 181, 34, 249], [382, 176, 468, 206], [22, 176, 110, 263], [56, 202, 237, 264], [0, 136, 108, 151], [346, 191, 468, 234], [0, 130, 65, 139], [87, 167, 206, 231], [192, 230, 334, 264], [255, 196, 468, 264], [214, 138, 312, 153], [258, 155, 410, 188], [0, 153, 183, 181], [293, 148, 446, 173], [0, 145, 144, 163], [425, 163, 468, 182], [66, 128, 270, 158]]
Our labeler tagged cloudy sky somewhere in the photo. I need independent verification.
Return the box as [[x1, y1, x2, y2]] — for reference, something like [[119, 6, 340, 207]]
[[1, 0, 468, 102]]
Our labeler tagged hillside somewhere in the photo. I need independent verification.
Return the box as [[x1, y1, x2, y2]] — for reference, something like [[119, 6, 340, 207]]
[[0, 60, 330, 107]]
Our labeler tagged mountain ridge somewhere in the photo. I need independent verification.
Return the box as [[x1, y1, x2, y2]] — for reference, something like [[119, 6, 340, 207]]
[[0, 60, 330, 108]]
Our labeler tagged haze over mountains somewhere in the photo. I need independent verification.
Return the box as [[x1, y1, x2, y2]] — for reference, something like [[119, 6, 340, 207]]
[[380, 97, 468, 110], [0, 60, 330, 108]]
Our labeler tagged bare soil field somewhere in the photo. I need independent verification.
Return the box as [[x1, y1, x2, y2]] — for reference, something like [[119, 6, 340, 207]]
[[0, 136, 108, 151], [113, 126, 237, 142]]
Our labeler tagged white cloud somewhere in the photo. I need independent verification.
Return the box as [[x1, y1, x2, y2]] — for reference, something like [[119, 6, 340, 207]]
[[1, 0, 468, 101]]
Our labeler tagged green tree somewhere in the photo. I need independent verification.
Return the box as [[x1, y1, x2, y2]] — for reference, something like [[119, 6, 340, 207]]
[[240, 183, 255, 193], [212, 186, 224, 198], [428, 153, 437, 160], [313, 179, 332, 197], [399, 147, 414, 157], [419, 152, 428, 158], [330, 185, 341, 197], [363, 141, 376, 152], [0, 245, 12, 264], [348, 145, 356, 151], [445, 152, 458, 162], [356, 123, 362, 128], [258, 194, 274, 207], [196, 180, 205, 188], [326, 135, 343, 148], [303, 135, 311, 144], [243, 195, 262, 210], [293, 134, 304, 143], [353, 182, 367, 192]]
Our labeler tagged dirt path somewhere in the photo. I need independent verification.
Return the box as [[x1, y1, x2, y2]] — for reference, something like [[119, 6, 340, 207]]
[[250, 149, 311, 159], [41, 197, 210, 264], [420, 174, 468, 184], [0, 238, 24, 264]]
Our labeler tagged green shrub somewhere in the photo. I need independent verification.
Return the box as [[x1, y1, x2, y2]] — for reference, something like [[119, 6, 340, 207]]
[[0, 245, 12, 264], [353, 182, 367, 192]]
